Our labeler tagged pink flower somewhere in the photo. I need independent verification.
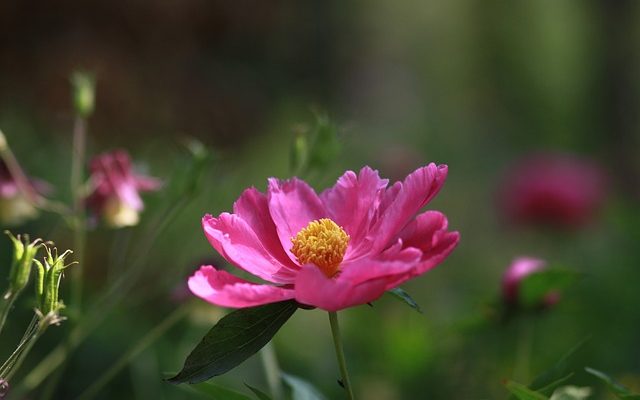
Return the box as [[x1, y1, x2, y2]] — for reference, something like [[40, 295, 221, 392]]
[[86, 150, 162, 227], [498, 153, 607, 228], [0, 160, 50, 225], [502, 257, 559, 307], [189, 164, 460, 311]]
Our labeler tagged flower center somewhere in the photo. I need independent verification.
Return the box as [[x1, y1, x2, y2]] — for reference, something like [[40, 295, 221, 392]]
[[290, 218, 350, 277]]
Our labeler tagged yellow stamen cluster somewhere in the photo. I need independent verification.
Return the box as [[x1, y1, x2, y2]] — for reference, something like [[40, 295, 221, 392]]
[[290, 218, 350, 277]]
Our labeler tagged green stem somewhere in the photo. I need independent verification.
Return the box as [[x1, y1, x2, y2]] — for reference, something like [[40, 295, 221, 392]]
[[514, 318, 533, 381], [0, 292, 18, 336], [328, 311, 354, 400], [4, 320, 47, 382], [76, 305, 188, 400], [260, 341, 284, 400], [70, 115, 87, 314]]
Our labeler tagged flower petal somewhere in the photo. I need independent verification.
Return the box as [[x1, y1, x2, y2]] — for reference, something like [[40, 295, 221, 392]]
[[267, 178, 326, 263], [189, 266, 295, 308], [369, 164, 448, 252], [233, 187, 299, 271], [294, 252, 421, 311], [320, 167, 388, 259], [294, 265, 389, 311], [202, 214, 298, 283]]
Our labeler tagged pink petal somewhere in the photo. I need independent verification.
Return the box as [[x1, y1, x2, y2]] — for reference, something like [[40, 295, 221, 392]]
[[387, 231, 460, 288], [135, 175, 163, 192], [320, 167, 388, 259], [294, 265, 390, 311], [398, 211, 448, 252], [267, 178, 326, 263], [202, 214, 298, 284], [189, 266, 295, 308], [233, 187, 299, 270], [294, 252, 421, 311], [370, 164, 448, 252]]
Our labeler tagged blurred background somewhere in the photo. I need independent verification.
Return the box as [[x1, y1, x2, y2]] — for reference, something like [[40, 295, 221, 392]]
[[0, 1, 639, 399]]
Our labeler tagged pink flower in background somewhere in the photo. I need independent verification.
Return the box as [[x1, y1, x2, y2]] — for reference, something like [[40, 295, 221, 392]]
[[498, 153, 607, 228], [86, 150, 162, 228], [189, 164, 460, 311], [0, 160, 50, 225], [502, 257, 558, 307]]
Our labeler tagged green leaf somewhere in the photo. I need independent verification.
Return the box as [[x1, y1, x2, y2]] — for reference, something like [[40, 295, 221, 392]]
[[529, 338, 589, 395], [387, 288, 422, 313], [519, 269, 579, 308], [282, 373, 328, 400], [549, 386, 592, 400], [180, 381, 253, 400], [505, 380, 548, 400], [245, 383, 273, 400], [168, 300, 298, 384], [585, 367, 640, 399]]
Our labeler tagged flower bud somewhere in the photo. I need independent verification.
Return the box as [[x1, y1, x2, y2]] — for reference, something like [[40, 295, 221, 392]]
[[71, 72, 95, 118], [5, 231, 41, 297], [0, 379, 8, 399], [34, 245, 74, 317], [502, 257, 559, 308], [0, 159, 49, 226]]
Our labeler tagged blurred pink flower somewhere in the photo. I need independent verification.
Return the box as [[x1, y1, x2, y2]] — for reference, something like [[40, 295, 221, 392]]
[[86, 150, 162, 228], [498, 153, 607, 228], [0, 160, 50, 225], [189, 164, 460, 311], [502, 257, 558, 307]]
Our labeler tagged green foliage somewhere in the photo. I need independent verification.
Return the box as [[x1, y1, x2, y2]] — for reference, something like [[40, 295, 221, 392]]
[[585, 367, 640, 399], [529, 339, 588, 396], [282, 373, 327, 400], [245, 383, 273, 400], [168, 300, 298, 384], [504, 380, 548, 400], [180, 381, 253, 400], [387, 287, 422, 313], [518, 268, 579, 308], [549, 386, 592, 400], [290, 114, 340, 176]]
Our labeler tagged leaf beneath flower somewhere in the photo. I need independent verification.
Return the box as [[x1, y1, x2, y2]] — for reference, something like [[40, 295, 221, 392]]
[[504, 380, 548, 400], [168, 300, 298, 384], [387, 288, 422, 313], [518, 269, 579, 308], [245, 383, 273, 400], [585, 367, 640, 399]]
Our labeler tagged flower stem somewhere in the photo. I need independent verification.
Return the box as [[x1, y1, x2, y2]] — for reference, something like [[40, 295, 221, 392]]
[[70, 115, 87, 314], [0, 292, 18, 336], [260, 341, 284, 400], [328, 311, 354, 400]]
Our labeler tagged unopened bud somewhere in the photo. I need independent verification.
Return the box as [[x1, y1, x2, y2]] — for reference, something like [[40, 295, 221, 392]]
[[0, 379, 9, 399], [71, 72, 95, 118], [5, 231, 41, 296], [34, 245, 75, 316]]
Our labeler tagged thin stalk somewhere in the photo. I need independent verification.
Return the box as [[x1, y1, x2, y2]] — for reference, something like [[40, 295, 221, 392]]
[[70, 116, 88, 313], [77, 305, 188, 400], [328, 311, 354, 400], [514, 318, 534, 381], [3, 320, 48, 382], [0, 292, 18, 336], [0, 316, 41, 379], [260, 342, 284, 400]]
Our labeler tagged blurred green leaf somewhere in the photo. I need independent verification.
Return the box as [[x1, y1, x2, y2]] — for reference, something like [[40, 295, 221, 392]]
[[182, 381, 253, 400], [505, 380, 548, 400], [168, 300, 298, 384], [585, 367, 640, 399], [245, 383, 273, 400], [529, 338, 589, 395], [519, 269, 579, 308], [549, 386, 592, 400], [282, 373, 327, 400], [387, 288, 422, 313]]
